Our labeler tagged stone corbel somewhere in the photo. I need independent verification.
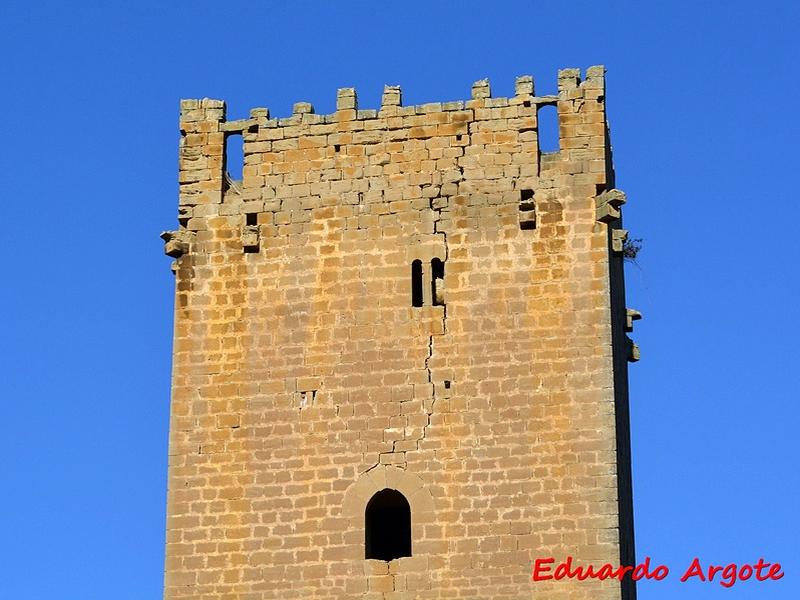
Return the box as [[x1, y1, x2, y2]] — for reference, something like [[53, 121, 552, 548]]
[[596, 188, 626, 223], [612, 229, 629, 253], [626, 308, 642, 333], [625, 308, 642, 362], [160, 229, 195, 258], [628, 338, 641, 362]]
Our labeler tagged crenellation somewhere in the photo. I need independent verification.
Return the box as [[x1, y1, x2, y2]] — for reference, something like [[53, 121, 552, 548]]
[[514, 74, 535, 97], [471, 78, 491, 99], [381, 85, 402, 109]]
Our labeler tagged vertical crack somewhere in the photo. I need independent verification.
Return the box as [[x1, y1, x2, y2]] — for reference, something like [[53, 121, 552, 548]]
[[416, 192, 450, 449], [370, 134, 462, 472]]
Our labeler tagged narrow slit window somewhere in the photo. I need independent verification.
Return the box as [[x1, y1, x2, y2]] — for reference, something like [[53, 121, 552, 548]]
[[225, 133, 244, 181], [431, 258, 444, 306], [537, 104, 559, 153], [365, 489, 412, 561], [411, 260, 423, 307], [519, 189, 537, 230]]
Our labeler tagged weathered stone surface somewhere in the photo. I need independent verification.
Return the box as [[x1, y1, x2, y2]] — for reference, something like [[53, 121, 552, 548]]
[[337, 87, 358, 111], [293, 101, 314, 115], [381, 85, 402, 108], [159, 229, 194, 258], [628, 338, 641, 362], [471, 78, 491, 99], [241, 224, 259, 251], [626, 308, 642, 332], [514, 75, 534, 96], [596, 188, 627, 223], [613, 228, 629, 253]]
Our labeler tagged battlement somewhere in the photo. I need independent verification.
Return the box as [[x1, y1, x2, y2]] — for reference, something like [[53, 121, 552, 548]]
[[176, 67, 611, 233]]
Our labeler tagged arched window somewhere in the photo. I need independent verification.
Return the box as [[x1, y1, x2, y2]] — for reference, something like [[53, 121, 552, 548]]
[[364, 489, 412, 561]]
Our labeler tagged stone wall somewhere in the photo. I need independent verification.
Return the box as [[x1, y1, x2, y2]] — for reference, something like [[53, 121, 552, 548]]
[[162, 66, 638, 600]]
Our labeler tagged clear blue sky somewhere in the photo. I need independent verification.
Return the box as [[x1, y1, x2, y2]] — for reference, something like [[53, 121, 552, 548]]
[[1, 1, 797, 598]]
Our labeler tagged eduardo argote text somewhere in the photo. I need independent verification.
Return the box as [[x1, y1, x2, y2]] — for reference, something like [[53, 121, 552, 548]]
[[532, 556, 784, 588]]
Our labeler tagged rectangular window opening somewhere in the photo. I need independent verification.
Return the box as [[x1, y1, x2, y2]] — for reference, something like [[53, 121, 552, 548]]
[[537, 104, 559, 153], [431, 258, 445, 306], [225, 133, 244, 181], [411, 260, 423, 307]]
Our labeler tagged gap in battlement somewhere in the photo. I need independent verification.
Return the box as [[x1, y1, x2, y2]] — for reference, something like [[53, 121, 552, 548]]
[[537, 104, 559, 153], [225, 133, 244, 182]]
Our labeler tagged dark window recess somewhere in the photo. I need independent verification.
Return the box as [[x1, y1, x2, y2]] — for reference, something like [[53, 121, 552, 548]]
[[519, 189, 537, 230], [431, 258, 444, 306], [224, 133, 244, 181], [246, 213, 258, 226], [537, 104, 559, 153], [334, 144, 341, 153], [411, 260, 423, 307], [365, 489, 412, 561]]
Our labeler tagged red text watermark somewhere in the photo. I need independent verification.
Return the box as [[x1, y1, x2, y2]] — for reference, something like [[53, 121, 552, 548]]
[[532, 556, 784, 588]]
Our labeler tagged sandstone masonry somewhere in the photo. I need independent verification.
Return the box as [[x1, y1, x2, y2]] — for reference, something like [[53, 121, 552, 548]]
[[162, 66, 640, 600]]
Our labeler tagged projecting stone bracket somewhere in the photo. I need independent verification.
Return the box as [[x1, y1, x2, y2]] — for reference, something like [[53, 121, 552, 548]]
[[596, 188, 627, 223], [626, 308, 642, 332], [612, 229, 629, 253], [628, 338, 641, 362], [625, 309, 642, 362], [160, 229, 195, 258]]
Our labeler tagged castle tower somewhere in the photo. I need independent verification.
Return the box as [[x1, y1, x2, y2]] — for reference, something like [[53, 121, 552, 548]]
[[162, 66, 639, 600]]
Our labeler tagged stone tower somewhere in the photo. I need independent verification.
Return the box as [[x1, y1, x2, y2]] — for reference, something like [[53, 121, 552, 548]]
[[162, 66, 639, 600]]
